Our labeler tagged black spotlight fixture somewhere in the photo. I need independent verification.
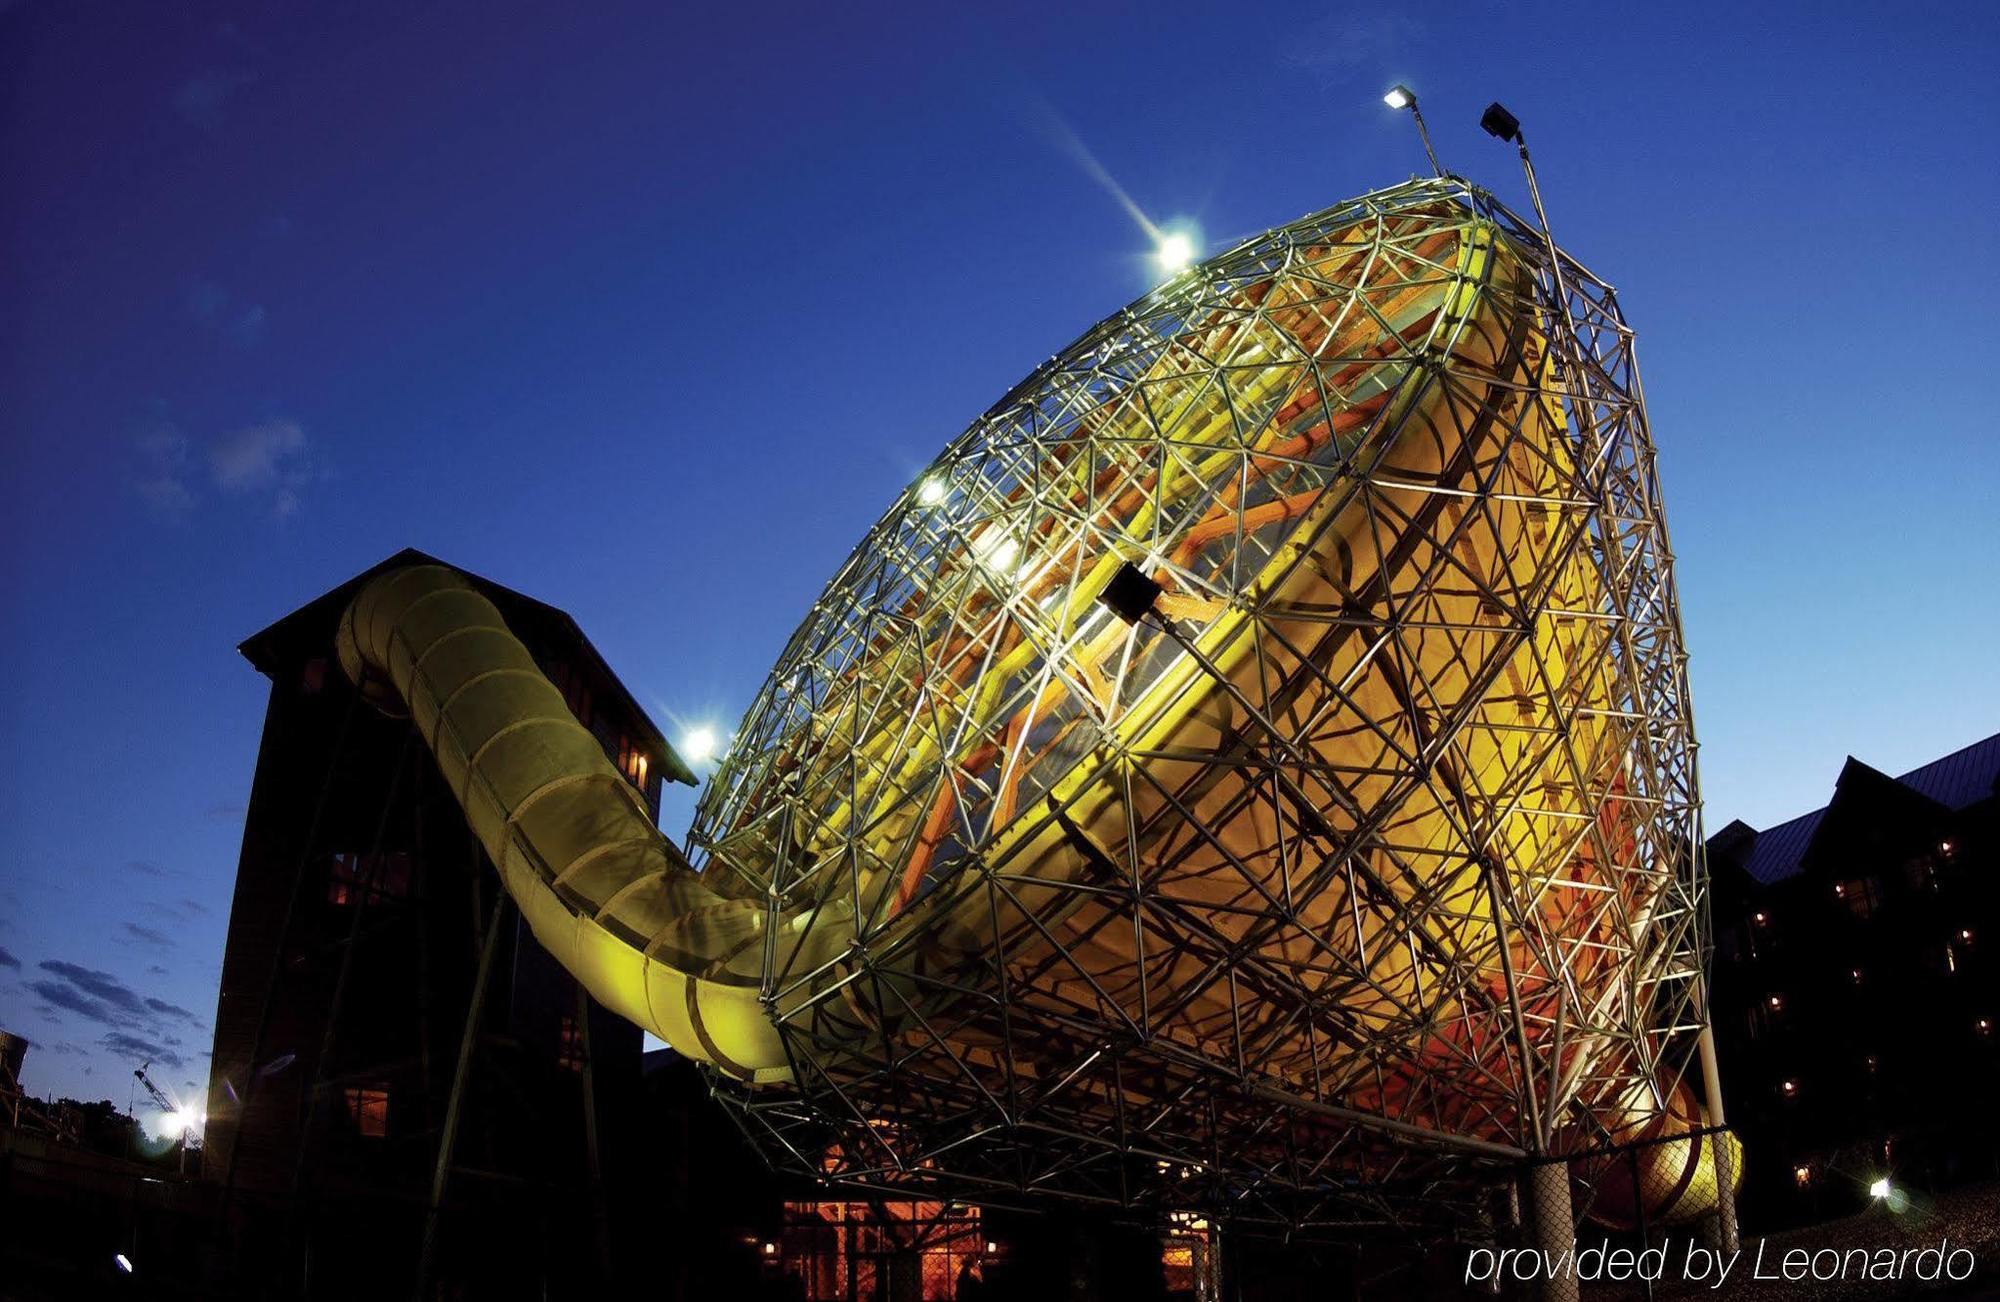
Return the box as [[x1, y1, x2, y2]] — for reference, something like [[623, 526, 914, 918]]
[[1480, 102, 1522, 143], [1098, 562, 1163, 626]]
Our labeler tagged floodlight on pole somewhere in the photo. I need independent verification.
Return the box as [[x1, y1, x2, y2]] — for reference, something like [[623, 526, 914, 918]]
[[1382, 85, 1444, 177], [1479, 99, 1575, 380], [1480, 102, 1522, 143]]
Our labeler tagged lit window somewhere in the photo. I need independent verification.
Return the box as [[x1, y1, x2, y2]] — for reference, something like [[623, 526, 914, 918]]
[[1837, 877, 1880, 918], [327, 851, 413, 906], [613, 737, 652, 790], [344, 1086, 389, 1137], [558, 1014, 585, 1072], [1793, 1164, 1813, 1189]]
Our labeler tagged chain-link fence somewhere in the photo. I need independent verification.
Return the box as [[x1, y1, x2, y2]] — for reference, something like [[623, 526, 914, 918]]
[[1567, 1124, 1740, 1301]]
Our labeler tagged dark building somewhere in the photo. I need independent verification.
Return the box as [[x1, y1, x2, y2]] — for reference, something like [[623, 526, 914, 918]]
[[204, 549, 693, 1298], [1706, 732, 2000, 1227]]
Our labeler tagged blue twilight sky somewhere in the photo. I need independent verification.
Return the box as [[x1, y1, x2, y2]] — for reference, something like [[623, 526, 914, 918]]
[[3, 1, 1997, 1109]]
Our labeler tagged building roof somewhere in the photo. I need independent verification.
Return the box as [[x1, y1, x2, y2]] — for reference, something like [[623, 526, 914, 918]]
[[239, 547, 694, 786], [1719, 730, 2000, 885], [1738, 808, 1826, 885], [1896, 731, 2000, 810]]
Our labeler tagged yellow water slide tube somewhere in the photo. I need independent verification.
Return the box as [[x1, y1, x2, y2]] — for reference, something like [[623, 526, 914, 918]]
[[335, 567, 808, 1082]]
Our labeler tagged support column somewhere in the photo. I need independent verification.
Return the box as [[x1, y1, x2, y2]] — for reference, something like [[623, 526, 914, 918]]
[[1522, 1160, 1578, 1302], [413, 891, 510, 1300], [1697, 1022, 1740, 1255]]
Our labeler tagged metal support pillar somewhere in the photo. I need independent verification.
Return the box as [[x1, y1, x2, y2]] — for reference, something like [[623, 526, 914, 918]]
[[413, 890, 510, 1301], [576, 980, 613, 1285], [1696, 1022, 1739, 1255], [1521, 1160, 1577, 1302]]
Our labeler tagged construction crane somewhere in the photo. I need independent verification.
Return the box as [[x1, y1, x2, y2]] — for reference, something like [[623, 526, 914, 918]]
[[133, 1061, 198, 1171]]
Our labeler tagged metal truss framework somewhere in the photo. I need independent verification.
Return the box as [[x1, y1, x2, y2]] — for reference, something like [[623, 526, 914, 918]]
[[688, 177, 1708, 1237]]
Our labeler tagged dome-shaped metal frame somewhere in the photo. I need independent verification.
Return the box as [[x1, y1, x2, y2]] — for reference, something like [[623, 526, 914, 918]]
[[689, 176, 1707, 1235]]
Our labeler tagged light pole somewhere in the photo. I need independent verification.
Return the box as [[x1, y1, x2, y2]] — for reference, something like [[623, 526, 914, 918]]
[[1382, 85, 1445, 177]]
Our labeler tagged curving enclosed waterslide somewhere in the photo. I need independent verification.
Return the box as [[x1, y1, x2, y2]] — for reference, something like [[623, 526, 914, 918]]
[[338, 177, 1731, 1235]]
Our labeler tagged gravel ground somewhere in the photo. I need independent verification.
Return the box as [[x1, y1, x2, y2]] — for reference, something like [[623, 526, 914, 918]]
[[1579, 1183, 2000, 1301]]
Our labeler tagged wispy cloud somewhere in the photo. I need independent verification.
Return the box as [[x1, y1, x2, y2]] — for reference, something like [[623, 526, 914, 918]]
[[120, 922, 176, 950], [30, 961, 204, 1073], [124, 860, 173, 880], [146, 997, 200, 1024], [35, 961, 151, 1021], [210, 419, 313, 517], [0, 945, 19, 970], [101, 1031, 184, 1072], [129, 418, 320, 521], [29, 978, 121, 1025], [144, 898, 210, 922], [183, 278, 267, 348], [210, 419, 304, 491], [146, 964, 171, 977]]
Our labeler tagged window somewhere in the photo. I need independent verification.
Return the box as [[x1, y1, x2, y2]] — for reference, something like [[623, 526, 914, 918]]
[[558, 1014, 585, 1072], [327, 851, 413, 906], [344, 1086, 389, 1137], [1836, 876, 1879, 919], [615, 737, 651, 790], [301, 657, 328, 694]]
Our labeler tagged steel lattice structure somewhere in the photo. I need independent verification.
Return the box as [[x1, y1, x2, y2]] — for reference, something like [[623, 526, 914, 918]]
[[685, 176, 1709, 1234]]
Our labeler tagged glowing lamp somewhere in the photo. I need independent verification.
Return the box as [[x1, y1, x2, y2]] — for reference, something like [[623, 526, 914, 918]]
[[1154, 232, 1196, 275], [682, 727, 719, 764], [1383, 85, 1414, 111]]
